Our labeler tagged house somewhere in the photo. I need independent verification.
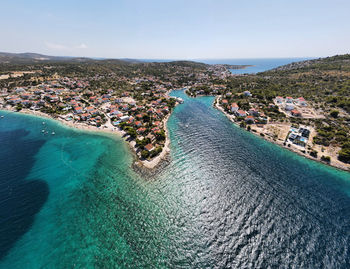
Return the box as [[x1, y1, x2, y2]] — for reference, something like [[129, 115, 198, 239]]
[[86, 106, 95, 112], [222, 99, 228, 105], [285, 97, 293, 104], [80, 113, 90, 121], [245, 115, 255, 123], [134, 121, 142, 127], [235, 110, 247, 117], [291, 110, 302, 117], [74, 106, 83, 114], [110, 110, 121, 116], [249, 108, 259, 116], [285, 104, 295, 111], [137, 127, 147, 134], [145, 143, 155, 152], [243, 91, 252, 97], [120, 115, 130, 122], [275, 96, 283, 104], [297, 97, 307, 106], [230, 103, 239, 112]]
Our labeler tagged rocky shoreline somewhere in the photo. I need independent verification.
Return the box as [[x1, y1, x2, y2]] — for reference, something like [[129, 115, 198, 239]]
[[213, 97, 350, 172]]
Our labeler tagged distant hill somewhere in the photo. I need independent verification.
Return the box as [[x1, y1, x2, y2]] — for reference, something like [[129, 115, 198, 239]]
[[0, 52, 148, 65], [267, 54, 350, 73]]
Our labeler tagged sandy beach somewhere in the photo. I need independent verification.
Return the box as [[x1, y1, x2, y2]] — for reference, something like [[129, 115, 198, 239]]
[[0, 107, 172, 170]]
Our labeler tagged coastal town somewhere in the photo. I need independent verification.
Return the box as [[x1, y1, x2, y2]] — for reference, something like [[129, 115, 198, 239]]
[[0, 75, 183, 168], [0, 60, 233, 168], [1, 55, 350, 171], [213, 89, 350, 170]]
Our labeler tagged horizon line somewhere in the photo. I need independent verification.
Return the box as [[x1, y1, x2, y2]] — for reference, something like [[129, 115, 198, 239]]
[[0, 50, 330, 61]]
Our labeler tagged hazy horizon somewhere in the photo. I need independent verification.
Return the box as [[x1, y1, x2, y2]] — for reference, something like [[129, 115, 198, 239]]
[[1, 0, 349, 59], [0, 51, 320, 61]]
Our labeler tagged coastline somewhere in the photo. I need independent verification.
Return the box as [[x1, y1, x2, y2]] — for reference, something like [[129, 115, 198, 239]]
[[213, 96, 350, 172], [0, 107, 172, 170]]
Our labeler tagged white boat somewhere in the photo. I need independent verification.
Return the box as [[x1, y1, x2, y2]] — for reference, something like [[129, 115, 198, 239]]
[[41, 130, 45, 133], [0, 115, 4, 118], [42, 122, 45, 125], [52, 132, 55, 135]]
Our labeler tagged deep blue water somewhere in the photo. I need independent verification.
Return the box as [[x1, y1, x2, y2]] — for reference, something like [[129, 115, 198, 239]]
[[1, 89, 350, 268], [141, 58, 315, 74], [199, 58, 314, 74]]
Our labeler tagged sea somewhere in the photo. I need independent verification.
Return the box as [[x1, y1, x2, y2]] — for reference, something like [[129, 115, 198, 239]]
[[1, 59, 350, 268], [143, 58, 315, 74], [198, 58, 314, 74]]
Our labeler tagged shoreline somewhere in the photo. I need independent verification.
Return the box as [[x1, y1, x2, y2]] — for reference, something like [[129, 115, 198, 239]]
[[0, 107, 172, 171], [213, 96, 350, 173]]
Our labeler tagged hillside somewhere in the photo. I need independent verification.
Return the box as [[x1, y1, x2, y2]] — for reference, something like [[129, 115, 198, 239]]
[[220, 54, 350, 165]]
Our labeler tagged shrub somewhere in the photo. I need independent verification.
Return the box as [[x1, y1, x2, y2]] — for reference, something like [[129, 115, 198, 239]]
[[338, 148, 350, 163], [141, 150, 149, 159], [310, 150, 318, 158], [330, 110, 339, 118], [321, 155, 331, 163]]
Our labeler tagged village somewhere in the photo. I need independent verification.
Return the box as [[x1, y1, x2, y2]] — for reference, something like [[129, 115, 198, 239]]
[[0, 74, 187, 164], [216, 90, 350, 170], [0, 59, 349, 171]]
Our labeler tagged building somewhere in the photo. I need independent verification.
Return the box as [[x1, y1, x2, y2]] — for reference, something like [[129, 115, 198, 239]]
[[144, 143, 155, 152], [243, 91, 252, 97], [249, 108, 259, 116], [230, 103, 239, 112], [285, 104, 295, 111], [235, 110, 247, 117], [297, 97, 307, 106], [245, 115, 255, 123], [285, 97, 293, 104], [291, 110, 302, 117], [275, 96, 283, 104]]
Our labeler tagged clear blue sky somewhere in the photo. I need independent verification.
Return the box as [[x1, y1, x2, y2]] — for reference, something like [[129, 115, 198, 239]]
[[1, 0, 349, 59]]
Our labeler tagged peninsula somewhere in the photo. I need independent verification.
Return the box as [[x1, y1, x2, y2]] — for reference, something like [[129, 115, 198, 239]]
[[187, 54, 350, 171]]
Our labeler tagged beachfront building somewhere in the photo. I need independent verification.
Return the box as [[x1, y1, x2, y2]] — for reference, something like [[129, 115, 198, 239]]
[[245, 115, 255, 123]]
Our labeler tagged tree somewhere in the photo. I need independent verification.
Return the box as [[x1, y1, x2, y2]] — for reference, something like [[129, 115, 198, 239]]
[[141, 150, 149, 159], [126, 127, 137, 138], [155, 130, 166, 141], [321, 155, 331, 163], [330, 110, 339, 118]]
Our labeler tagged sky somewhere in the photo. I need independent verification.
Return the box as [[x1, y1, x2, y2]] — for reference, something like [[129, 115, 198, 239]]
[[1, 0, 349, 59]]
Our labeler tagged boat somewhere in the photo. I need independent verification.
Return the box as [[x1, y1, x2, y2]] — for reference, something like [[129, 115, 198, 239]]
[[41, 130, 45, 133], [52, 132, 55, 135], [0, 115, 4, 118], [42, 122, 45, 125]]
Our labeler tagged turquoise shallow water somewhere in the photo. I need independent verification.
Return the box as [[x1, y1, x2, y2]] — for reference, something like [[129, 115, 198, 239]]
[[1, 91, 350, 268]]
